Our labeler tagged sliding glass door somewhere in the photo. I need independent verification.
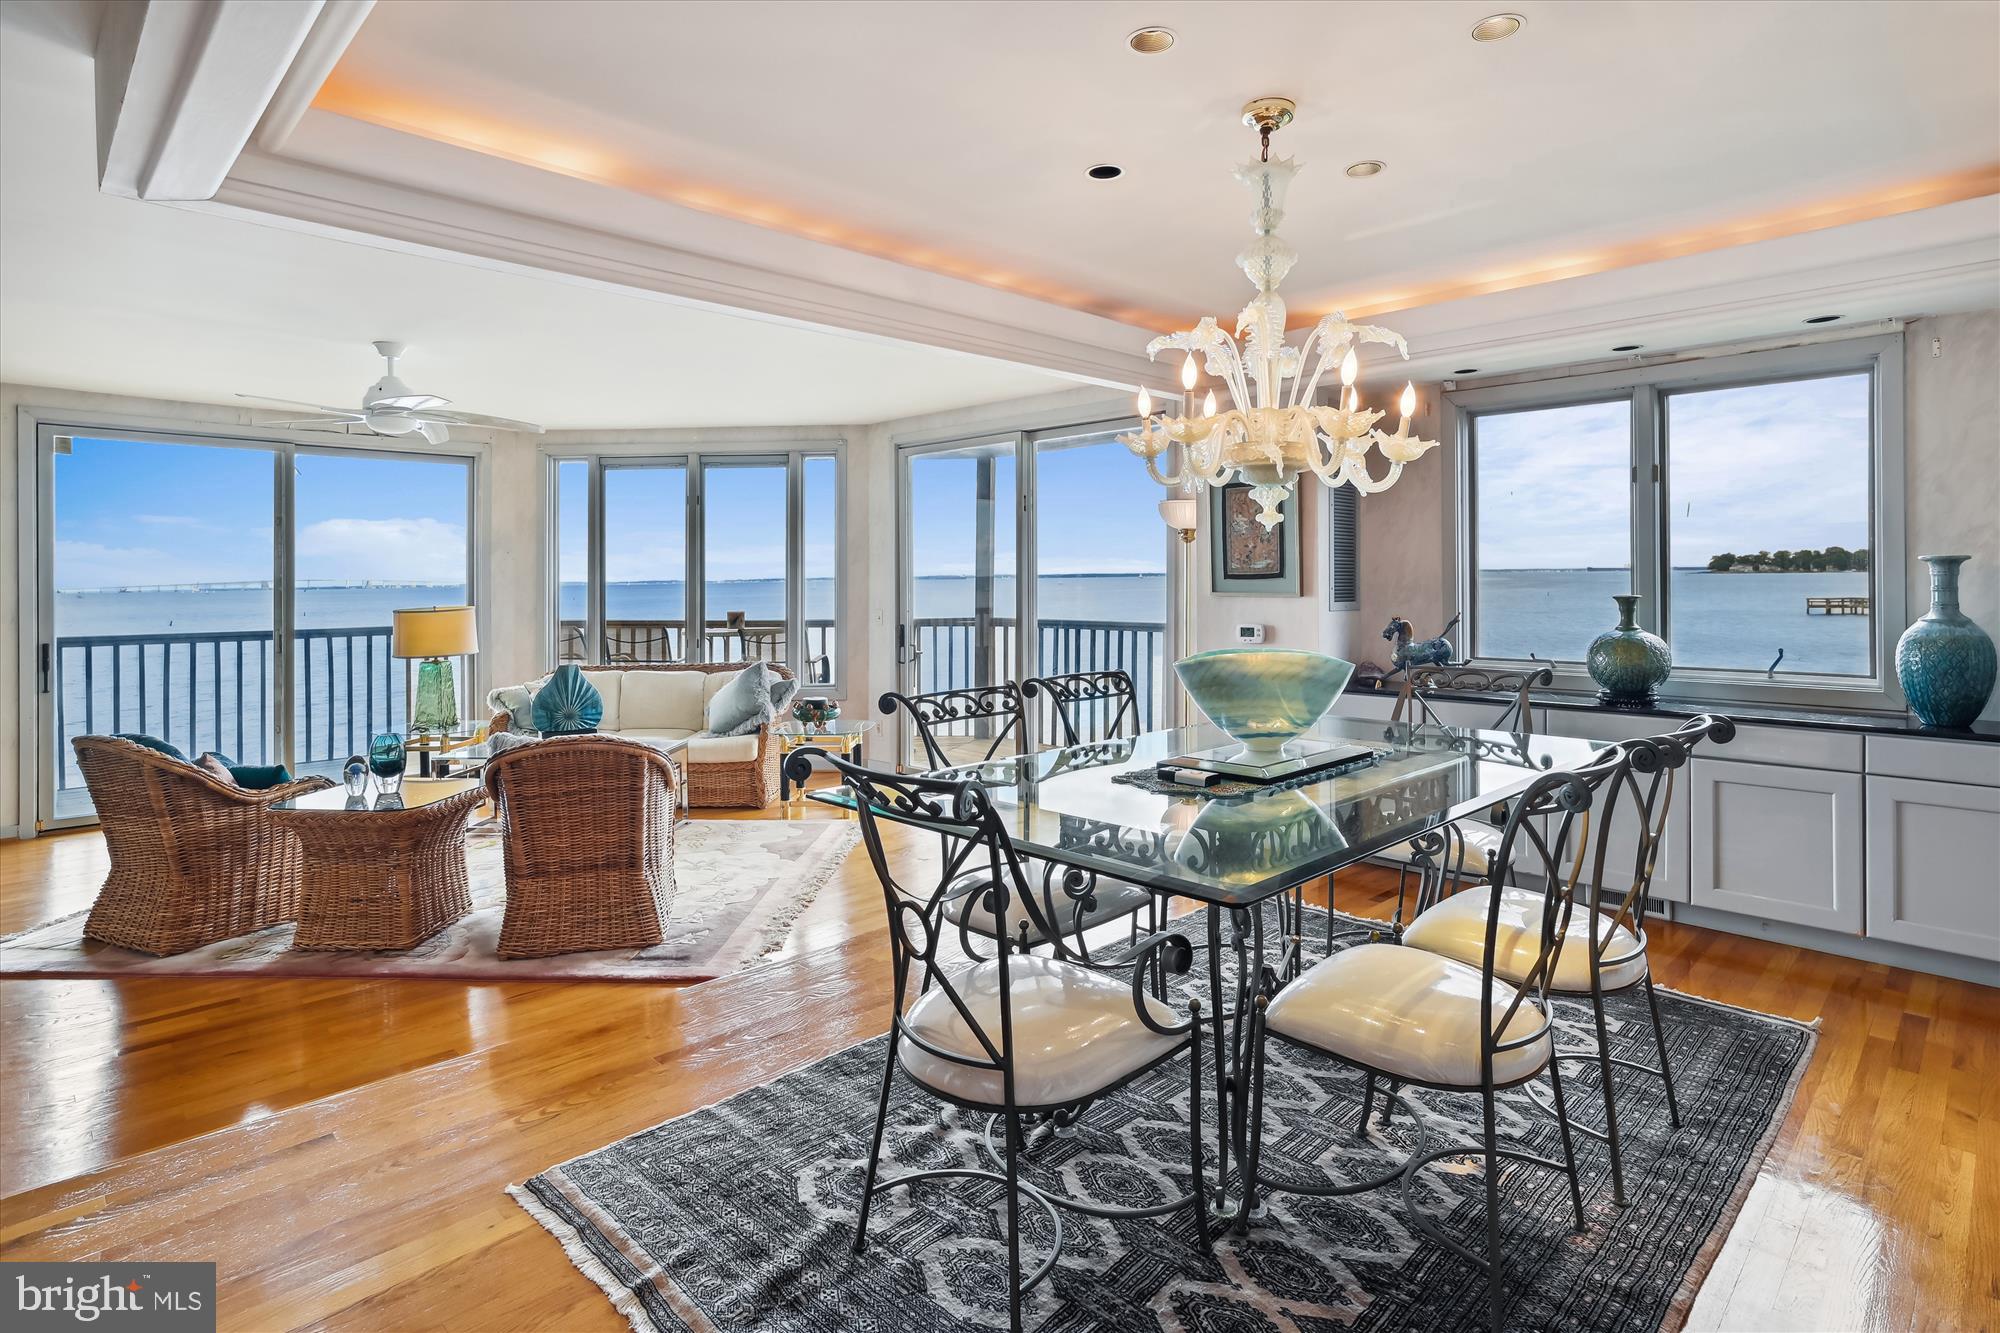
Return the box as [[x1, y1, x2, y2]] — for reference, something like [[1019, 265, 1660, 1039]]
[[898, 438, 1022, 766], [33, 425, 478, 829], [895, 420, 1169, 768], [292, 449, 473, 776], [44, 432, 277, 820], [551, 448, 842, 683]]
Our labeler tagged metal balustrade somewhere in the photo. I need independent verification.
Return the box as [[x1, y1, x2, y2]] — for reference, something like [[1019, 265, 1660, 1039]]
[[53, 615, 1166, 792]]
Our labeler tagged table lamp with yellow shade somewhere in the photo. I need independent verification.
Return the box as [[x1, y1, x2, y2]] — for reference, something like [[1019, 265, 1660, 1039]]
[[393, 605, 478, 734]]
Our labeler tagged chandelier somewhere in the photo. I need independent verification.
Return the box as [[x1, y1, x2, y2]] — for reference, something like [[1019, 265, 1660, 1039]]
[[1120, 97, 1438, 531]]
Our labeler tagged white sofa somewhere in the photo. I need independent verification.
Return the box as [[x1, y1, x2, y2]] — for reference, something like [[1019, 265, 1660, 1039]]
[[491, 662, 789, 808]]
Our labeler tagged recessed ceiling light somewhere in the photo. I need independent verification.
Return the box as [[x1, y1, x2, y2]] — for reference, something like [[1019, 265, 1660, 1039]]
[[1345, 160, 1385, 178], [1804, 314, 1841, 324], [1454, 368, 1481, 375], [1471, 13, 1525, 41], [1087, 164, 1123, 181], [1612, 343, 1643, 352], [1126, 26, 1176, 54]]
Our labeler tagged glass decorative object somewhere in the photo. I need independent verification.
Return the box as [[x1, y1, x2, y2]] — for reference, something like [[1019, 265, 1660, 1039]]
[[1896, 554, 1997, 729], [368, 732, 407, 795], [1174, 647, 1355, 755], [1586, 594, 1672, 707], [412, 658, 458, 734], [792, 697, 841, 727], [342, 754, 369, 797]]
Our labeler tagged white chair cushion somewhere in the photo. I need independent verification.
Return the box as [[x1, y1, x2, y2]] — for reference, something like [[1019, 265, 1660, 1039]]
[[620, 727, 697, 744], [1263, 942, 1551, 1088], [1403, 884, 1649, 994], [943, 874, 1153, 946], [702, 672, 733, 704], [1371, 820, 1501, 874], [581, 671, 623, 732], [682, 732, 759, 765], [620, 670, 708, 731], [899, 956, 1183, 1108]]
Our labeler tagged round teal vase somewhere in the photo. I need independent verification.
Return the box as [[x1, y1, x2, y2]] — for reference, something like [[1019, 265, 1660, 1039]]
[[1586, 594, 1672, 707], [1896, 555, 1996, 729]]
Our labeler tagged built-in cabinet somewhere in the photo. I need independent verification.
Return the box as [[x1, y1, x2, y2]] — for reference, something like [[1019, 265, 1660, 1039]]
[[1689, 759, 1864, 932], [1330, 690, 2000, 977]]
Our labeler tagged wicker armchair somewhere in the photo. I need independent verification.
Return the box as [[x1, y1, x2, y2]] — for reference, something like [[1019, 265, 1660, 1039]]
[[488, 661, 789, 809], [71, 735, 336, 955], [481, 733, 682, 959]]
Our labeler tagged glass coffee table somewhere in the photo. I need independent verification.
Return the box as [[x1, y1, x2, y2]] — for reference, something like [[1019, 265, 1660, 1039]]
[[404, 726, 491, 778], [772, 718, 876, 804]]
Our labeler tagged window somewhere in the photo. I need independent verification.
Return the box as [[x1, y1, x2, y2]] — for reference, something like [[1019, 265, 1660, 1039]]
[[1471, 399, 1631, 662], [1452, 335, 1900, 705], [549, 447, 845, 690]]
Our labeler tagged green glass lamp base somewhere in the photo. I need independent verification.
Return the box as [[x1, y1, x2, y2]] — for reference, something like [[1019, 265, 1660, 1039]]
[[412, 658, 458, 734]]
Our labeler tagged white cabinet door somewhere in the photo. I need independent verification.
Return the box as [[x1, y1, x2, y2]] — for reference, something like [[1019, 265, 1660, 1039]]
[[1690, 758, 1864, 932], [1864, 776, 2000, 960]]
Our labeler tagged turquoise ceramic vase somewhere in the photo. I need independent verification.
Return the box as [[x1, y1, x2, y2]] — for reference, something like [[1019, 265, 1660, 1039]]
[[1586, 594, 1672, 707], [1896, 555, 1996, 729], [1174, 648, 1355, 754]]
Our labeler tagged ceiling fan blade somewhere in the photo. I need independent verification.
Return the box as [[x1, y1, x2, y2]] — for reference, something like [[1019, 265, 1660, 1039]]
[[421, 409, 545, 435], [416, 420, 451, 445], [236, 393, 361, 416], [251, 417, 367, 430], [371, 393, 450, 411]]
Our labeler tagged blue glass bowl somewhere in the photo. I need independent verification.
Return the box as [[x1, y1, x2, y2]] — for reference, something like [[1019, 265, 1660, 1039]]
[[1174, 648, 1356, 754]]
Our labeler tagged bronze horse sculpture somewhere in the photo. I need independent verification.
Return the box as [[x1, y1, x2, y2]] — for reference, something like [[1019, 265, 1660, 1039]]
[[1383, 613, 1460, 675]]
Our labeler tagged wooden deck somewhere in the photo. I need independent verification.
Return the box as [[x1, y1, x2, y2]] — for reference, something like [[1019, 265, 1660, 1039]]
[[1807, 595, 1871, 615]]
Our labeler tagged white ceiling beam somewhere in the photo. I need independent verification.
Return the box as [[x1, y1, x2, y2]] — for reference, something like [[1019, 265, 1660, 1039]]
[[94, 0, 364, 201]]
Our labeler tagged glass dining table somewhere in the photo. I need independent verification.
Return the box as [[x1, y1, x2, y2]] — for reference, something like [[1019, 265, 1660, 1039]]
[[807, 714, 1609, 1218]]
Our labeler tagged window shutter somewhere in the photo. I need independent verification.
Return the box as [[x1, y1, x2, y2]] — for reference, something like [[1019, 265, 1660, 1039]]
[[1327, 483, 1359, 608]]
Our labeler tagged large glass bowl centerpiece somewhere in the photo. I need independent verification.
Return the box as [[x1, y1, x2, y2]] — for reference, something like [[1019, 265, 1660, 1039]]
[[1174, 648, 1355, 755]]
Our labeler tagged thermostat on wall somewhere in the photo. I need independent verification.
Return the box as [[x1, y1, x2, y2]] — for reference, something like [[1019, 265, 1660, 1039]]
[[1235, 624, 1266, 644]]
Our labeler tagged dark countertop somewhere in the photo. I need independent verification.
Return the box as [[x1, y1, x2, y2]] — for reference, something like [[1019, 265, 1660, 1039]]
[[1348, 679, 2000, 744]]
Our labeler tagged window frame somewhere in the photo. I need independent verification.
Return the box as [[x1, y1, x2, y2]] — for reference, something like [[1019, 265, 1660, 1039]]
[[1444, 333, 1906, 712], [544, 442, 847, 694]]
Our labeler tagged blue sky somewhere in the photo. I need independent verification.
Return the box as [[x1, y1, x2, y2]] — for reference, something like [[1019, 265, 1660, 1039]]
[[1476, 372, 1871, 570], [54, 438, 469, 590]]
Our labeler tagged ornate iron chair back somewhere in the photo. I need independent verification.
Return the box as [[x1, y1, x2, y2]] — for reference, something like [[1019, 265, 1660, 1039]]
[[807, 748, 1069, 1098], [880, 681, 1028, 771], [1391, 665, 1556, 734], [1022, 669, 1140, 747]]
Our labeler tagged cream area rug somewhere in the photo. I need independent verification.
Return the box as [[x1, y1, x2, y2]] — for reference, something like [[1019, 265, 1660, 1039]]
[[0, 820, 860, 983]]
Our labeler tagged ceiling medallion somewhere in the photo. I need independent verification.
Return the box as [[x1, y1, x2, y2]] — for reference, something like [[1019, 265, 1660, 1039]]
[[1120, 98, 1437, 530]]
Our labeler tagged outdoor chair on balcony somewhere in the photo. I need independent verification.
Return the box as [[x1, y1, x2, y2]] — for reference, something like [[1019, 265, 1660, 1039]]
[[482, 733, 681, 958], [71, 735, 335, 955]]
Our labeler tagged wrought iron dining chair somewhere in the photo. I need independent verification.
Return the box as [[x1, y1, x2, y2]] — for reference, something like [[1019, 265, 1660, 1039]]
[[1376, 665, 1559, 904], [1242, 751, 1620, 1333], [1400, 713, 1735, 1205], [882, 681, 1156, 959], [794, 748, 1210, 1331], [1022, 669, 1140, 747]]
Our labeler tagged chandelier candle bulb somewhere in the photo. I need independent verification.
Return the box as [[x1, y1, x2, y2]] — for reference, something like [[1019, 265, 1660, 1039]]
[[1116, 97, 1439, 530], [1137, 386, 1152, 417]]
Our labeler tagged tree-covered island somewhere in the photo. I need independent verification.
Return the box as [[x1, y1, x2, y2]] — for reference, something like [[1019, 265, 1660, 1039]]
[[1706, 547, 1870, 572]]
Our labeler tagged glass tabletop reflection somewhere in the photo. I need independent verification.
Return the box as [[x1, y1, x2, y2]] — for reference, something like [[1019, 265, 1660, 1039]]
[[807, 716, 1606, 906]]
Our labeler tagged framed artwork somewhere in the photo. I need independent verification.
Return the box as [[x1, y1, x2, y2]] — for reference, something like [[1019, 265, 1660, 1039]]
[[1210, 482, 1300, 595]]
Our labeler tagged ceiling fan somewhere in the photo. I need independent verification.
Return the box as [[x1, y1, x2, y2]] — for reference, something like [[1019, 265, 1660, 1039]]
[[236, 341, 543, 443]]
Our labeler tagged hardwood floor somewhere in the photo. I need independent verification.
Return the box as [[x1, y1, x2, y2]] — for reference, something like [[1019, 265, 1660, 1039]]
[[2, 786, 1995, 1332]]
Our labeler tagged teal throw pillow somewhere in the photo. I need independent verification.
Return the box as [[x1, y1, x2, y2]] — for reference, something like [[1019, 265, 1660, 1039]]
[[199, 751, 293, 788], [705, 662, 782, 738], [532, 664, 603, 736], [114, 733, 187, 761]]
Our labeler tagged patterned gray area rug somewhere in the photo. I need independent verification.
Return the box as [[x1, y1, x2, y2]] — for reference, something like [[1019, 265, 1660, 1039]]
[[0, 819, 859, 983], [513, 906, 1817, 1332]]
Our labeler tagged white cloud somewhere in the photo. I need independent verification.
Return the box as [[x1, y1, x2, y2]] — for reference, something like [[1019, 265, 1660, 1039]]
[[54, 539, 267, 590], [296, 517, 466, 583]]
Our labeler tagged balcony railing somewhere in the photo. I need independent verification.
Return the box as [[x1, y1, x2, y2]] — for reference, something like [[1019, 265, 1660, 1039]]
[[52, 626, 441, 792], [52, 615, 1168, 794], [557, 618, 837, 683]]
